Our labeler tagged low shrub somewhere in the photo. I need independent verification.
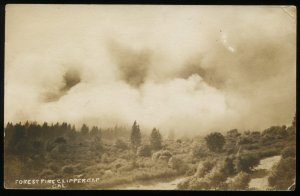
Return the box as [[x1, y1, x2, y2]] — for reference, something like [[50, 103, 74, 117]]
[[48, 162, 59, 172], [244, 144, 260, 150], [62, 165, 75, 174], [268, 157, 296, 190], [195, 160, 215, 178], [39, 169, 54, 178], [112, 158, 128, 170], [189, 177, 210, 190], [220, 157, 236, 176], [177, 178, 191, 189], [168, 157, 188, 173], [185, 167, 197, 176], [137, 145, 152, 157], [152, 150, 172, 161], [257, 149, 279, 159], [97, 176, 131, 188], [234, 154, 260, 172], [101, 153, 110, 163], [205, 165, 228, 187], [227, 171, 250, 190], [168, 157, 180, 169], [115, 139, 128, 149], [54, 137, 67, 144], [191, 143, 210, 158], [281, 146, 296, 159]]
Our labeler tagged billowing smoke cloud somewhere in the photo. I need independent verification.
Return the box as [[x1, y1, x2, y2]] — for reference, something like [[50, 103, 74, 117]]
[[107, 40, 152, 88], [5, 5, 296, 136], [43, 67, 82, 102]]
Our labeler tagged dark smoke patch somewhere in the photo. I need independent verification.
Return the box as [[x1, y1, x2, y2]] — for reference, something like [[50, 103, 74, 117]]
[[43, 91, 63, 102], [176, 30, 295, 92], [178, 63, 206, 79], [203, 36, 296, 94], [176, 61, 226, 90], [60, 68, 81, 92], [43, 67, 81, 102], [236, 40, 293, 82], [107, 40, 152, 88]]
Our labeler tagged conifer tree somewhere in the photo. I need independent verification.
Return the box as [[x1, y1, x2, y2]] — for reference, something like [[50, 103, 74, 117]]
[[130, 121, 141, 150], [81, 123, 89, 135], [150, 128, 162, 150]]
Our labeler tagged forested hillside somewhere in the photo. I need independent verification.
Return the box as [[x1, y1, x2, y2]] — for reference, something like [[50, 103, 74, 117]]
[[4, 116, 296, 190]]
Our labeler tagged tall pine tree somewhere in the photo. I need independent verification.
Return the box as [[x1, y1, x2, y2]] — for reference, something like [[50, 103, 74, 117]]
[[150, 128, 162, 150], [130, 121, 141, 150]]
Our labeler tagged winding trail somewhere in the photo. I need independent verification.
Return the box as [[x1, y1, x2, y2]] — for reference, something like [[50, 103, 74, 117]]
[[115, 176, 187, 190], [248, 155, 281, 190], [113, 155, 282, 190]]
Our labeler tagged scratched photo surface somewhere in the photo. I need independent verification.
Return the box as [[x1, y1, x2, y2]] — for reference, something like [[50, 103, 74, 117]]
[[4, 5, 296, 190]]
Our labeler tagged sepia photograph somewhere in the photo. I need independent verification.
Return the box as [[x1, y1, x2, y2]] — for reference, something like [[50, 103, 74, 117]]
[[4, 4, 296, 190]]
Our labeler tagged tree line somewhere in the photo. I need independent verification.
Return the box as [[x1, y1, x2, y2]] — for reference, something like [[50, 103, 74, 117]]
[[4, 113, 295, 157], [4, 120, 164, 155]]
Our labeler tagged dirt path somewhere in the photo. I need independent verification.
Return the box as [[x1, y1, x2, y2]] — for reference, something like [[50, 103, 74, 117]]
[[248, 155, 281, 190], [111, 155, 282, 190], [114, 176, 187, 190]]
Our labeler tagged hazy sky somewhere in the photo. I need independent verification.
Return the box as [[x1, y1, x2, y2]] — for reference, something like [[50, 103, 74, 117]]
[[5, 5, 296, 136]]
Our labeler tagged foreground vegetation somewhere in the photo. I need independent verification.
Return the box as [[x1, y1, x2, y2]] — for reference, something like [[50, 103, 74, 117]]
[[4, 116, 296, 190]]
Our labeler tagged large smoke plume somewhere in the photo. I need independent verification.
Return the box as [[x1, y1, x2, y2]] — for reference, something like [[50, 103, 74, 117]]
[[5, 5, 296, 136]]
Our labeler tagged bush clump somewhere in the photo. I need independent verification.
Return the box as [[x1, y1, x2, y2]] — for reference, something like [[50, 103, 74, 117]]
[[191, 143, 210, 158], [168, 157, 188, 173], [205, 132, 225, 153], [188, 177, 210, 190], [234, 154, 260, 172], [268, 157, 296, 190], [137, 145, 152, 157], [281, 146, 296, 159], [115, 139, 128, 149], [220, 156, 236, 176], [62, 165, 75, 174], [177, 178, 191, 189], [194, 160, 215, 178], [48, 162, 59, 173], [205, 165, 228, 187], [227, 172, 251, 190], [39, 169, 54, 178], [152, 150, 172, 161]]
